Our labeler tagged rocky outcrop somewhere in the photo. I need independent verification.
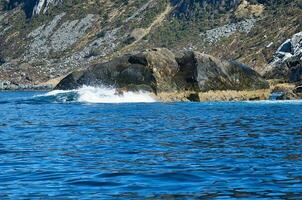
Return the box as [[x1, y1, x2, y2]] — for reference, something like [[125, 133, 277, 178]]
[[26, 13, 96, 57], [264, 32, 302, 82], [235, 0, 264, 18], [3, 0, 61, 17], [33, 0, 62, 16], [0, 80, 52, 90], [200, 18, 257, 44], [55, 48, 269, 100], [1, 0, 301, 90]]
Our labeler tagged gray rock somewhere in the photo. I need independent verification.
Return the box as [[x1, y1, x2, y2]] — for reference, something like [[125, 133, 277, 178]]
[[0, 80, 53, 90], [26, 13, 66, 58], [25, 13, 96, 59], [0, 80, 11, 90], [50, 14, 96, 52], [200, 18, 256, 44], [0, 13, 5, 22], [264, 31, 302, 82], [33, 0, 63, 16], [0, 25, 12, 36], [292, 32, 302, 54]]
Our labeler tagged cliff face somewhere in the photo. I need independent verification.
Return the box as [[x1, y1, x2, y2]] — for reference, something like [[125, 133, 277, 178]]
[[32, 0, 61, 16], [0, 0, 301, 89], [2, 0, 60, 17]]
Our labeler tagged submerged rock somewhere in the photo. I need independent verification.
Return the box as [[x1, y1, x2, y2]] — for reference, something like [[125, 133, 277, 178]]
[[55, 48, 269, 100]]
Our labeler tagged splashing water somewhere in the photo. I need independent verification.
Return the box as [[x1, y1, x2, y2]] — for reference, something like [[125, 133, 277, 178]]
[[36, 85, 156, 103]]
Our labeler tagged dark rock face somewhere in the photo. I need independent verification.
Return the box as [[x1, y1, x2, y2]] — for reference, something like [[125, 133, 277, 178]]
[[193, 53, 269, 91], [264, 55, 302, 82], [264, 32, 302, 82], [54, 70, 85, 90], [0, 57, 5, 65], [275, 89, 302, 101], [3, 0, 39, 18], [170, 0, 241, 18], [2, 0, 62, 18], [294, 85, 302, 94], [55, 54, 157, 92], [170, 0, 289, 19], [55, 48, 269, 93]]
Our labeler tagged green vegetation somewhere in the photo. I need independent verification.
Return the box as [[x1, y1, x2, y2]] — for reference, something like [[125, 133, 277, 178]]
[[0, 0, 301, 82]]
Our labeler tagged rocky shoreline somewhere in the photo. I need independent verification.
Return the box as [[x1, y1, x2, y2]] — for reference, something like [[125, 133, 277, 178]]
[[1, 1, 301, 103], [2, 44, 302, 102], [1, 31, 301, 102], [53, 31, 302, 101], [0, 81, 53, 91], [53, 48, 271, 102]]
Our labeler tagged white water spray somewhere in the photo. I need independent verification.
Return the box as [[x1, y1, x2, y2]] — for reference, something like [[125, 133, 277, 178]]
[[39, 85, 156, 103]]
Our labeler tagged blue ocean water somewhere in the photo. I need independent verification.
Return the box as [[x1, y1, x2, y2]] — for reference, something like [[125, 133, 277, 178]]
[[0, 89, 302, 199]]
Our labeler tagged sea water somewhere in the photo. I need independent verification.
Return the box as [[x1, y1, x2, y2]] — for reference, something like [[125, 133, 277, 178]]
[[0, 87, 302, 199]]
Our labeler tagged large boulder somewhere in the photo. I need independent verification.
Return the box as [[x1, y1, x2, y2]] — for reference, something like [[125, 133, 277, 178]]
[[192, 52, 268, 91], [264, 32, 302, 82], [55, 48, 269, 94], [55, 48, 180, 92]]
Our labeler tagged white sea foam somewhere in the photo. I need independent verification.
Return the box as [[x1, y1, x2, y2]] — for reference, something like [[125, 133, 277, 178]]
[[244, 100, 302, 104], [42, 89, 72, 96], [39, 85, 156, 103]]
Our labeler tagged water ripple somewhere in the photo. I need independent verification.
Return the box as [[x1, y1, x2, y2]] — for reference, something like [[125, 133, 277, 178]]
[[0, 92, 302, 199]]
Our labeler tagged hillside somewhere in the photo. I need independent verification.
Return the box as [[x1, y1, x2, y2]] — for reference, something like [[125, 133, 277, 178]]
[[0, 0, 301, 89]]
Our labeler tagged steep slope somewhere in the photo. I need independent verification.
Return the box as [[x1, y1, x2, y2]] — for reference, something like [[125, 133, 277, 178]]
[[0, 0, 301, 89], [148, 0, 302, 72], [0, 0, 171, 88]]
